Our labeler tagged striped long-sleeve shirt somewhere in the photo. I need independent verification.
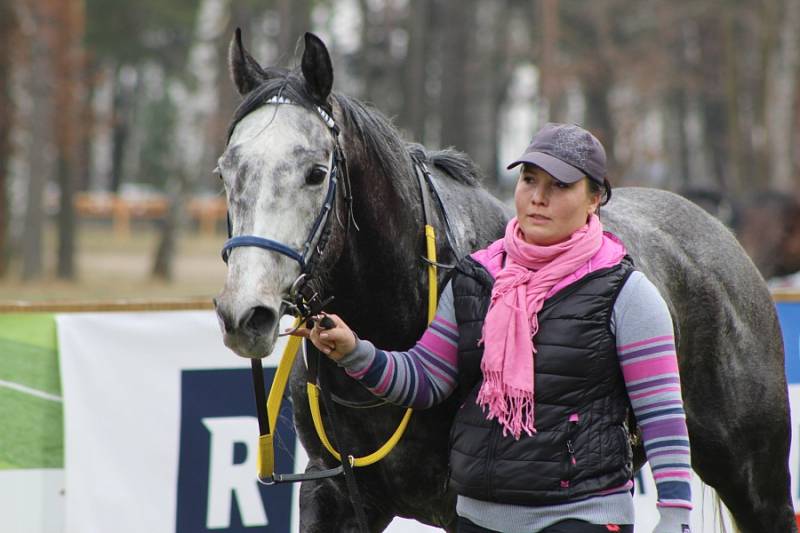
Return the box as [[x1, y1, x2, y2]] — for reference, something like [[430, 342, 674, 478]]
[[338, 270, 692, 531]]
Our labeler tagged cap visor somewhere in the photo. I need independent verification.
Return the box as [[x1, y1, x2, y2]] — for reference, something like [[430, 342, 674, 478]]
[[506, 152, 586, 183]]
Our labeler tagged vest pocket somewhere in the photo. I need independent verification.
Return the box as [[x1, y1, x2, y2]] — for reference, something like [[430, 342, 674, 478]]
[[560, 413, 580, 488]]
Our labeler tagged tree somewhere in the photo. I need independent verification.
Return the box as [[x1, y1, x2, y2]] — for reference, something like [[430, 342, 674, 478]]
[[85, 0, 199, 193], [18, 1, 55, 281], [438, 0, 475, 155], [52, 0, 86, 280], [0, 0, 17, 276], [398, 0, 431, 142], [765, 0, 800, 192]]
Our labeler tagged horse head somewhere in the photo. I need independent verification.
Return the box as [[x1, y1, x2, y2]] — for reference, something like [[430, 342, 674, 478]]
[[215, 31, 348, 358]]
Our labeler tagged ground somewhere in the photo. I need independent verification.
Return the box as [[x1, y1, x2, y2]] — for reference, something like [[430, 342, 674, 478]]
[[0, 222, 226, 303]]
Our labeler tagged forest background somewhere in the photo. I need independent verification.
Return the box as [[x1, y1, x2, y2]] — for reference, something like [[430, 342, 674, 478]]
[[2, 0, 800, 301]]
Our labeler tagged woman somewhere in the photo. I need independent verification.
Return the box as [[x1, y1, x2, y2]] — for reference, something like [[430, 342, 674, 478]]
[[295, 123, 692, 533]]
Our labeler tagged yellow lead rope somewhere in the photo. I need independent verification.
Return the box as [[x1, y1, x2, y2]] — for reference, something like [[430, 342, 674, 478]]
[[257, 325, 302, 479], [424, 224, 438, 323], [257, 224, 439, 477]]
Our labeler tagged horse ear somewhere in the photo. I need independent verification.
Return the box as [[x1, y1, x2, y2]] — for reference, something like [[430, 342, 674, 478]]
[[228, 28, 269, 96], [301, 32, 333, 103]]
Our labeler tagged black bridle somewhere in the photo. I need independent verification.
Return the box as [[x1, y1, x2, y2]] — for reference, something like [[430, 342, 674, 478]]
[[221, 95, 356, 321], [219, 95, 371, 532]]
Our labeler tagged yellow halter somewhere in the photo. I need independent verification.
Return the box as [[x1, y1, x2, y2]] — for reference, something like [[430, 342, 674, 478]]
[[256, 222, 439, 480]]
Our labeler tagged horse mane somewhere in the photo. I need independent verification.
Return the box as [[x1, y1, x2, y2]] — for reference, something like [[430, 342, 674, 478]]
[[228, 67, 481, 188], [407, 144, 483, 187]]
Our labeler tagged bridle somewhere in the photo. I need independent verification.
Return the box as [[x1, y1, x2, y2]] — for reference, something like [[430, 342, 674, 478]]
[[221, 94, 356, 323]]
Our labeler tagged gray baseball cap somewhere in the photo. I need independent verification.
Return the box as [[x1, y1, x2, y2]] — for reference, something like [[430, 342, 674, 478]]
[[507, 122, 607, 184]]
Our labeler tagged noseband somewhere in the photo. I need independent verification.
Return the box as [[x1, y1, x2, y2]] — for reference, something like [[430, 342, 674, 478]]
[[220, 95, 355, 317]]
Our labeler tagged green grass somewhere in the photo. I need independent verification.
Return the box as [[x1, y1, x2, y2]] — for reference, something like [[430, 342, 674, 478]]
[[0, 314, 63, 469], [0, 388, 63, 469], [0, 339, 60, 395], [0, 313, 58, 352]]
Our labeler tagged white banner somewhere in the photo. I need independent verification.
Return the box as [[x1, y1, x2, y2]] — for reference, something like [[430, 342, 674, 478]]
[[55, 310, 797, 532], [56, 311, 437, 533], [57, 311, 296, 533]]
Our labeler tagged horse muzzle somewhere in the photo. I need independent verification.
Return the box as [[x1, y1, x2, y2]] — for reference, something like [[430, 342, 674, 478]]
[[214, 296, 281, 358]]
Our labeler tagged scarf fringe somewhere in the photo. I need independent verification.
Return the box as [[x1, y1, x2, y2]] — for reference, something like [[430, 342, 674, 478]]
[[476, 370, 536, 440]]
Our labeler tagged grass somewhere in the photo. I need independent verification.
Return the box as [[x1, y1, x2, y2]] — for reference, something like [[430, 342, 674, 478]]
[[0, 314, 62, 469]]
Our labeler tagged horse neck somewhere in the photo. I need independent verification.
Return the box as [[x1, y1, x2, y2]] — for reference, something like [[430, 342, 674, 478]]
[[329, 135, 429, 347]]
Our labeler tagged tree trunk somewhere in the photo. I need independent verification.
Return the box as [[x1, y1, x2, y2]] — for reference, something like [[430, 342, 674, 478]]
[[721, 11, 743, 194], [53, 0, 85, 280], [573, 3, 617, 178], [152, 174, 186, 280], [21, 2, 55, 281], [665, 18, 692, 188], [152, 0, 227, 279], [109, 64, 136, 193], [399, 0, 429, 142], [697, 17, 728, 190], [583, 76, 614, 172], [539, 0, 561, 123], [0, 0, 17, 276], [487, 0, 516, 190], [356, 0, 395, 108], [468, 0, 510, 188], [278, 0, 311, 63], [766, 0, 800, 192], [668, 85, 691, 188], [439, 0, 474, 152]]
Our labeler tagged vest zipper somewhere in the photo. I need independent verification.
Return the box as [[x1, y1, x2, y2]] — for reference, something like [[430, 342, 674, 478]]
[[561, 413, 579, 489]]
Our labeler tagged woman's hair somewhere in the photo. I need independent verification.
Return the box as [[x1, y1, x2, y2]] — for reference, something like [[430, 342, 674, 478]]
[[588, 177, 612, 206]]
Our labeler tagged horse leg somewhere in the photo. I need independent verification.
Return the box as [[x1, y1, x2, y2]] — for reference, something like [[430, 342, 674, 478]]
[[682, 345, 797, 532], [298, 465, 394, 532], [688, 415, 796, 532]]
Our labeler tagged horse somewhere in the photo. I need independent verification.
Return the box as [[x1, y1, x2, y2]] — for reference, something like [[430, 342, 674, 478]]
[[213, 32, 795, 532]]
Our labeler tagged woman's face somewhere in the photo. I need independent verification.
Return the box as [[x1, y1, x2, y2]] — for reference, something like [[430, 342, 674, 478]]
[[514, 165, 601, 245]]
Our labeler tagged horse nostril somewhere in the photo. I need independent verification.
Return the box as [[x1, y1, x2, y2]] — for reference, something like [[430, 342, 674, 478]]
[[245, 306, 277, 334], [215, 306, 235, 334]]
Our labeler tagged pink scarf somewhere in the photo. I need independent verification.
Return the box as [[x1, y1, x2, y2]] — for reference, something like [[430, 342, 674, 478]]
[[476, 215, 604, 439]]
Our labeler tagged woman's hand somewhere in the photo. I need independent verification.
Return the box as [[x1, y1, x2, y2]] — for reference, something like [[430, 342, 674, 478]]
[[289, 313, 357, 361]]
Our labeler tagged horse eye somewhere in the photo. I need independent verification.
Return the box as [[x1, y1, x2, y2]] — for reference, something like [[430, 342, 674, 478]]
[[306, 165, 328, 185]]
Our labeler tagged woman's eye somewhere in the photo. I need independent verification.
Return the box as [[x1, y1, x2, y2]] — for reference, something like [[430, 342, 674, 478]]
[[555, 181, 569, 189], [306, 165, 328, 185]]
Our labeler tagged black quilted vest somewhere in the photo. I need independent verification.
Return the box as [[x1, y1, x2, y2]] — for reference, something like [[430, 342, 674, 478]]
[[448, 255, 635, 505]]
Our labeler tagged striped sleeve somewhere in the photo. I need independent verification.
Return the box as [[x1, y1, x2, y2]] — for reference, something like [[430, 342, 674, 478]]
[[613, 272, 693, 511], [336, 282, 460, 409]]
